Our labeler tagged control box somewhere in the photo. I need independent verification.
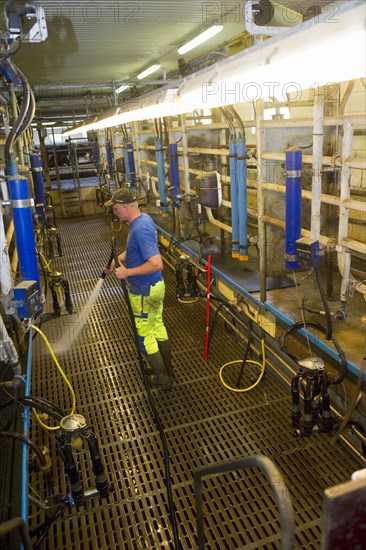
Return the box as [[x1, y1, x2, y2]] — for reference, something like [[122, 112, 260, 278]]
[[13, 281, 41, 318], [296, 237, 321, 267]]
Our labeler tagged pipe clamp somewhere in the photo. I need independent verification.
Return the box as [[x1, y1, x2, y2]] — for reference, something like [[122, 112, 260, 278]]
[[11, 199, 34, 208], [286, 170, 302, 178]]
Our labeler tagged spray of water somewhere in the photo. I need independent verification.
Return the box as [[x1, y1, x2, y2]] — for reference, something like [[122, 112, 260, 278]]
[[52, 278, 104, 354]]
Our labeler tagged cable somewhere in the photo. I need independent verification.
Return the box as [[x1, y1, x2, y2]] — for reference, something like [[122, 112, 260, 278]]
[[28, 324, 76, 430], [219, 339, 266, 392], [280, 321, 347, 385], [0, 432, 46, 468]]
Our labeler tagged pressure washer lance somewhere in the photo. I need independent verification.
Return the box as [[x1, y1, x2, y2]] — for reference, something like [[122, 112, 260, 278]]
[[100, 250, 115, 279], [57, 414, 111, 507]]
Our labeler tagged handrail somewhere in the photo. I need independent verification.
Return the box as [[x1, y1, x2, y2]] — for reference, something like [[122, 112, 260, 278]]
[[194, 454, 295, 550]]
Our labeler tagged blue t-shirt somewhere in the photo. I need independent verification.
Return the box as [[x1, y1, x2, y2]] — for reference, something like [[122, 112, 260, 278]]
[[126, 213, 163, 294]]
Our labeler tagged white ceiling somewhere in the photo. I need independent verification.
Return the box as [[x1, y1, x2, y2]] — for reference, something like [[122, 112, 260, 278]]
[[7, 0, 348, 118]]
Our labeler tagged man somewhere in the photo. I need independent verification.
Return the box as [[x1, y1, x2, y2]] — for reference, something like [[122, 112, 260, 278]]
[[103, 188, 173, 390]]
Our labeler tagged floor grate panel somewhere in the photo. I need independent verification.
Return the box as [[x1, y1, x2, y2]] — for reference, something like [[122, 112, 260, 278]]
[[29, 214, 362, 549]]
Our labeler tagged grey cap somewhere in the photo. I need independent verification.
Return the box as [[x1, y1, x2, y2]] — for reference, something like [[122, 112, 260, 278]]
[[104, 188, 137, 208]]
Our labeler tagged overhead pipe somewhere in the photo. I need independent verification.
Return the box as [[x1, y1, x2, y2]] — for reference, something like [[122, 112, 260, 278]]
[[29, 151, 47, 223], [285, 148, 302, 270], [154, 137, 168, 216], [168, 143, 181, 207]]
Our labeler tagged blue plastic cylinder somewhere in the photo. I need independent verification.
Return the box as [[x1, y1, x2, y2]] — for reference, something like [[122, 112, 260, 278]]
[[123, 140, 131, 184], [106, 142, 114, 170], [30, 152, 47, 223], [229, 138, 239, 257], [285, 148, 302, 270], [9, 177, 41, 293], [155, 138, 168, 216], [169, 143, 181, 208], [127, 143, 136, 188], [92, 142, 100, 164], [237, 138, 248, 261]]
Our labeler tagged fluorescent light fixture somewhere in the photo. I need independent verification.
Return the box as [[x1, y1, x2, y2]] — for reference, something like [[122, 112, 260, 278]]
[[63, 2, 365, 131], [137, 63, 161, 80], [177, 1, 366, 109], [115, 84, 130, 94], [177, 24, 224, 55]]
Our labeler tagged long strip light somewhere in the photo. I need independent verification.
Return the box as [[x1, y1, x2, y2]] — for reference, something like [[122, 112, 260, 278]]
[[115, 84, 130, 94], [178, 23, 224, 55], [177, 1, 366, 109], [137, 63, 161, 80], [63, 1, 365, 133]]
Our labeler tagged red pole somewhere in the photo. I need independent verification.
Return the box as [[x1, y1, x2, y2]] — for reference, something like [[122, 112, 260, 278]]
[[203, 255, 211, 361]]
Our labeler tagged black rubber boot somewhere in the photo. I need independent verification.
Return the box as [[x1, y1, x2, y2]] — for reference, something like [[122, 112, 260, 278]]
[[146, 351, 173, 390], [157, 340, 174, 377]]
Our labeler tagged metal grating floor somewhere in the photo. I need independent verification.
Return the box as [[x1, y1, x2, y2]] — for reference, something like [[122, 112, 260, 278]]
[[29, 214, 361, 549]]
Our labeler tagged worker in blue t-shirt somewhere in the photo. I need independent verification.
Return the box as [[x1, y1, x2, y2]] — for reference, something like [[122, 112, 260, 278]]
[[103, 188, 173, 390]]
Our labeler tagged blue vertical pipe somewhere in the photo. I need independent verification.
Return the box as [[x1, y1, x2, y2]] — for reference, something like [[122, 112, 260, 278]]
[[155, 138, 168, 216], [106, 142, 114, 172], [127, 143, 136, 189], [9, 177, 41, 294], [285, 148, 302, 269], [237, 136, 248, 261], [123, 140, 131, 185], [21, 328, 33, 534], [229, 137, 239, 258], [92, 142, 100, 164], [30, 152, 47, 223], [169, 143, 181, 208]]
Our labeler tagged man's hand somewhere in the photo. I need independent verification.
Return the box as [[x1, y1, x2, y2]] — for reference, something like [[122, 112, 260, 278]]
[[115, 264, 129, 280]]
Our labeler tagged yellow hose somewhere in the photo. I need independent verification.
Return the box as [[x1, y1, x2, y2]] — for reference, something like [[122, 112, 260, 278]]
[[29, 324, 76, 430], [39, 252, 52, 272], [219, 339, 266, 393], [178, 297, 199, 304]]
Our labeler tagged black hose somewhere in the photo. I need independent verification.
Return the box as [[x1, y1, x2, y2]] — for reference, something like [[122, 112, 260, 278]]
[[14, 71, 36, 139], [2, 382, 19, 432], [0, 432, 46, 467], [4, 63, 31, 159], [314, 265, 333, 340], [0, 38, 22, 59], [0, 395, 66, 420], [280, 321, 347, 384], [110, 238, 182, 549]]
